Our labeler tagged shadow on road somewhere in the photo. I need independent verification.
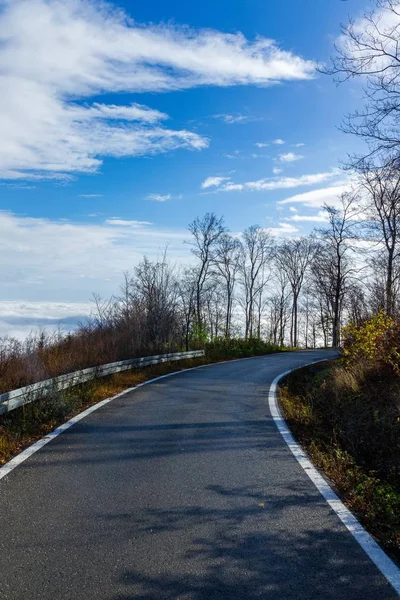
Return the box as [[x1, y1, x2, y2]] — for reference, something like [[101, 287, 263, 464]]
[[102, 484, 387, 600]]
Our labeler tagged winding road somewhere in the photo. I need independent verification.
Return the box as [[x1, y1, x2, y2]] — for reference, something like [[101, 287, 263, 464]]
[[0, 350, 398, 599]]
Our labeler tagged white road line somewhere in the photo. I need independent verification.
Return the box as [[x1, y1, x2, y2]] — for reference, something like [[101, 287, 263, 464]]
[[268, 363, 400, 597]]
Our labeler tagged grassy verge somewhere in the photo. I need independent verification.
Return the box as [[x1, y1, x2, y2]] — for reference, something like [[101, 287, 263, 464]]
[[0, 340, 283, 467], [279, 359, 400, 560]]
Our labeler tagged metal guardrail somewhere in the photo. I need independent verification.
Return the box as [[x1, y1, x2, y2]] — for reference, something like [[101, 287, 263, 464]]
[[0, 350, 205, 415]]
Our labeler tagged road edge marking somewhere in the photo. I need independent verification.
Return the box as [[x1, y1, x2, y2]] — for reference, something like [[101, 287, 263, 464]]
[[0, 353, 271, 481], [268, 361, 400, 596]]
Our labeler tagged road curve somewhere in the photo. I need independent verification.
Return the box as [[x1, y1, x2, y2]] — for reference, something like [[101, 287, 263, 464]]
[[0, 350, 397, 599]]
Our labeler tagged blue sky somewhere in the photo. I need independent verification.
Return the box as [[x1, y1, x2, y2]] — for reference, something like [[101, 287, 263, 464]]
[[0, 0, 371, 335]]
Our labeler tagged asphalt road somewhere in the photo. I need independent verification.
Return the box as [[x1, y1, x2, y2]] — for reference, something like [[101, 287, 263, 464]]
[[0, 350, 398, 599]]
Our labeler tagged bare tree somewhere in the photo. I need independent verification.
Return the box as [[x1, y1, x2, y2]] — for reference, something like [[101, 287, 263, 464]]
[[274, 270, 291, 346], [276, 237, 316, 347], [214, 234, 241, 338], [203, 279, 226, 340], [178, 267, 197, 351], [312, 192, 359, 346], [268, 279, 290, 347], [358, 161, 400, 315], [134, 256, 180, 351], [239, 226, 273, 339], [188, 213, 226, 335], [346, 282, 369, 325], [324, 0, 400, 164], [300, 287, 314, 348], [254, 281, 270, 340]]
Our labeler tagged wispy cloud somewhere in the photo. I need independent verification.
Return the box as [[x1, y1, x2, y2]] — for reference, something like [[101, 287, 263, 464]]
[[223, 151, 241, 159], [79, 194, 103, 198], [201, 176, 231, 189], [0, 0, 316, 181], [278, 183, 349, 208], [0, 210, 192, 301], [272, 139, 285, 145], [213, 170, 341, 193], [147, 194, 173, 202], [255, 142, 269, 148], [213, 114, 261, 124], [267, 222, 299, 236], [285, 210, 328, 222], [105, 219, 152, 226], [278, 152, 304, 163], [272, 167, 282, 175], [0, 183, 36, 190]]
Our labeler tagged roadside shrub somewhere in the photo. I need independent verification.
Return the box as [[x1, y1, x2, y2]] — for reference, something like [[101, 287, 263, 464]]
[[342, 310, 394, 362], [283, 360, 400, 484], [205, 337, 282, 360], [342, 310, 400, 376], [280, 361, 400, 555]]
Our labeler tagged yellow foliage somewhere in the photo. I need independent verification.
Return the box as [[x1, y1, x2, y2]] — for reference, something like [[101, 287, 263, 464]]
[[342, 311, 394, 362]]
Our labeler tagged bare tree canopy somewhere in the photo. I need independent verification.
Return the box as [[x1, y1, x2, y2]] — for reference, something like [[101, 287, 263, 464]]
[[239, 226, 273, 339], [312, 192, 359, 345], [275, 237, 316, 347], [214, 234, 241, 338], [358, 160, 400, 314], [324, 0, 400, 164], [187, 213, 226, 335]]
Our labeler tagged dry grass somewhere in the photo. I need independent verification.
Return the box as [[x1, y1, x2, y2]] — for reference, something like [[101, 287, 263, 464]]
[[0, 327, 187, 395], [279, 360, 400, 560]]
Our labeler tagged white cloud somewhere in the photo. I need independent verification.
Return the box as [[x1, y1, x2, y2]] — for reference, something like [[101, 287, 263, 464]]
[[147, 193, 172, 202], [79, 193, 103, 198], [255, 142, 269, 148], [71, 103, 168, 123], [294, 143, 305, 147], [213, 114, 259, 124], [105, 218, 152, 226], [0, 300, 92, 340], [0, 0, 316, 180], [289, 206, 297, 212], [267, 222, 299, 236], [201, 176, 231, 189], [278, 183, 349, 208], [285, 210, 328, 222], [0, 210, 192, 302], [0, 182, 36, 189], [217, 170, 341, 192], [278, 152, 304, 163], [223, 183, 245, 191], [223, 150, 241, 159], [272, 167, 282, 175], [273, 139, 285, 145]]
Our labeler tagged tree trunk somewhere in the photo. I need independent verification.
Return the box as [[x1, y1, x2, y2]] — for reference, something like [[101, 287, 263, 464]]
[[386, 246, 394, 317], [292, 293, 299, 347]]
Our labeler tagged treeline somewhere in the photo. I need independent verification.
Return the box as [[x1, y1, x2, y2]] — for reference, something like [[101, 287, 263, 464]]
[[0, 180, 397, 395]]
